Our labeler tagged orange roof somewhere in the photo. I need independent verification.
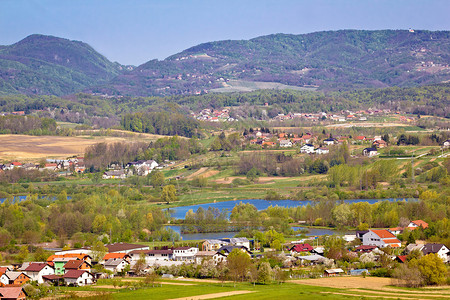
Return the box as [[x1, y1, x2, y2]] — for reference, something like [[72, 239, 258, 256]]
[[411, 220, 428, 229], [390, 227, 403, 231], [47, 253, 89, 262], [103, 253, 128, 260], [384, 238, 401, 244], [371, 229, 395, 239]]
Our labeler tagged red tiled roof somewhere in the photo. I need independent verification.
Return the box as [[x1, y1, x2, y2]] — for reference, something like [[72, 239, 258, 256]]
[[64, 260, 85, 269], [63, 270, 90, 279], [0, 267, 8, 275], [371, 229, 395, 239], [25, 263, 52, 272], [47, 253, 90, 262], [0, 287, 25, 298], [411, 220, 428, 229], [290, 243, 313, 252], [397, 255, 407, 263]]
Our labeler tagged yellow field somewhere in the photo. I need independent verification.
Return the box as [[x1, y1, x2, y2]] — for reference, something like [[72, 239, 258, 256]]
[[0, 133, 164, 161]]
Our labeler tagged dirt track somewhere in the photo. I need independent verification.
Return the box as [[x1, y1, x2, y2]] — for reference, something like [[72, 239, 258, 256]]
[[168, 290, 254, 300]]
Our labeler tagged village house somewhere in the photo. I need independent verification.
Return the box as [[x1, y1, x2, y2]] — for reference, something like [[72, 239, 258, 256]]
[[300, 144, 315, 154], [324, 268, 344, 277], [290, 243, 313, 255], [315, 147, 329, 155], [443, 139, 450, 148], [173, 247, 199, 261], [0, 272, 30, 286], [362, 229, 401, 248], [362, 147, 378, 157], [421, 244, 449, 262], [220, 238, 250, 250], [323, 138, 338, 146], [63, 270, 95, 286], [23, 263, 55, 284], [0, 287, 27, 300], [127, 160, 158, 176], [279, 139, 292, 148], [51, 258, 72, 275], [128, 249, 173, 264], [63, 260, 91, 272], [372, 139, 387, 148], [407, 220, 428, 229], [194, 251, 216, 264], [102, 253, 131, 264], [103, 258, 129, 274], [102, 170, 127, 180], [202, 239, 229, 251]]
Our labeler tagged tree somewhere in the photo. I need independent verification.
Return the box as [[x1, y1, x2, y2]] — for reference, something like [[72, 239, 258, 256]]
[[257, 262, 272, 284], [227, 249, 252, 284], [16, 245, 29, 263], [91, 241, 108, 263], [161, 185, 177, 204], [246, 167, 260, 182], [416, 254, 447, 285], [149, 170, 165, 188], [134, 252, 147, 275]]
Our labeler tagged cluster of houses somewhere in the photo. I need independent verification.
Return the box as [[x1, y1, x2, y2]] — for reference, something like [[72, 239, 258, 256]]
[[0, 157, 86, 175], [102, 159, 160, 180], [0, 219, 447, 297], [192, 108, 236, 122]]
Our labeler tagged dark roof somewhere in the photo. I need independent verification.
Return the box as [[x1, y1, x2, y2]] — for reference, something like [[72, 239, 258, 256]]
[[63, 270, 91, 279], [422, 243, 447, 255], [25, 263, 53, 272], [105, 243, 148, 253], [356, 230, 369, 238], [364, 147, 377, 152], [217, 245, 252, 254], [42, 274, 62, 281], [355, 245, 377, 252]]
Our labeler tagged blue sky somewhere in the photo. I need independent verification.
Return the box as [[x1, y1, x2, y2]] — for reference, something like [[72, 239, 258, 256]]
[[1, 0, 449, 65]]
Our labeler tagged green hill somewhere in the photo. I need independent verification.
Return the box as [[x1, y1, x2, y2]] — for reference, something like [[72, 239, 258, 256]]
[[0, 34, 122, 95]]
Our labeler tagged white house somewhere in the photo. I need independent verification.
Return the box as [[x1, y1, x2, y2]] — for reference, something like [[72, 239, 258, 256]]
[[362, 147, 378, 157], [362, 229, 401, 248], [103, 170, 127, 179], [315, 147, 329, 155], [442, 140, 450, 148], [202, 239, 229, 251], [421, 244, 449, 263], [24, 263, 55, 284], [63, 270, 95, 286], [221, 238, 250, 250], [128, 249, 173, 264], [300, 144, 315, 154], [279, 140, 293, 148], [173, 247, 198, 261], [194, 251, 216, 264], [103, 258, 129, 274], [128, 160, 158, 176], [407, 220, 428, 229], [323, 138, 337, 146]]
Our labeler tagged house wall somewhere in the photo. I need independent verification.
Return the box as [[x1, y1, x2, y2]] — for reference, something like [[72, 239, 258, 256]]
[[362, 232, 385, 247]]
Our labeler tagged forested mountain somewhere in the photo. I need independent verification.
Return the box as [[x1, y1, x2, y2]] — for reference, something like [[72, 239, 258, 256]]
[[1, 30, 450, 97], [0, 34, 123, 95], [99, 30, 450, 96]]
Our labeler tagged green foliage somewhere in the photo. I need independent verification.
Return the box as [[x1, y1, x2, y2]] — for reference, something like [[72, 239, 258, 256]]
[[416, 253, 447, 285], [161, 185, 177, 204], [257, 261, 272, 284]]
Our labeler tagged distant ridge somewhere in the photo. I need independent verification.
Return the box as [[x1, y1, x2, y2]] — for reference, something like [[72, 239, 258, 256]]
[[1, 30, 450, 96]]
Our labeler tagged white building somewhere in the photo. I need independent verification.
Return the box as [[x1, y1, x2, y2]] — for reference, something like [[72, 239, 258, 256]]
[[421, 244, 449, 263], [24, 263, 55, 284], [63, 270, 95, 286], [300, 144, 315, 154], [279, 140, 293, 148], [173, 247, 198, 261], [128, 249, 173, 264], [362, 230, 401, 248], [103, 258, 129, 274], [315, 147, 329, 155]]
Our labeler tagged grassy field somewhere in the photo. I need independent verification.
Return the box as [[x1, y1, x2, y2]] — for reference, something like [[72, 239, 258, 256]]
[[55, 277, 450, 299]]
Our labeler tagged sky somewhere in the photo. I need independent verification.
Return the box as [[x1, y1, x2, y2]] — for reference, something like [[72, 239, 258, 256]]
[[1, 0, 450, 66]]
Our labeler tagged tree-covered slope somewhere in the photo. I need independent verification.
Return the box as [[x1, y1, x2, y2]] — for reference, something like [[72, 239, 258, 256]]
[[0, 34, 122, 95], [101, 30, 450, 96]]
